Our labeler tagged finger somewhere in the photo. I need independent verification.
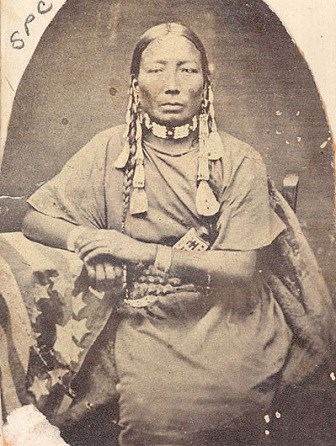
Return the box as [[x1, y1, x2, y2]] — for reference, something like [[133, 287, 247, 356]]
[[74, 228, 99, 250], [101, 262, 117, 291], [112, 265, 124, 289], [104, 262, 116, 283], [94, 263, 106, 291], [75, 230, 116, 252], [78, 240, 115, 260], [84, 248, 117, 264], [114, 266, 123, 278], [85, 262, 96, 282], [76, 237, 108, 254]]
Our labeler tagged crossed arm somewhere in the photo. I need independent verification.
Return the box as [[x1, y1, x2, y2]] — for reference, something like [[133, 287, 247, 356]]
[[22, 208, 256, 290]]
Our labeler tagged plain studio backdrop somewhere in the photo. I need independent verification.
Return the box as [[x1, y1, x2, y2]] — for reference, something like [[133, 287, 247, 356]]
[[0, 0, 335, 291]]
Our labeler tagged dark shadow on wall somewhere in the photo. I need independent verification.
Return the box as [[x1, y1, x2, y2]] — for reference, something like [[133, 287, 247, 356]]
[[0, 0, 334, 289]]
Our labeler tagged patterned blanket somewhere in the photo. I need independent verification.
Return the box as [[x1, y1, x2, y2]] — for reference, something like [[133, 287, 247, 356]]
[[266, 181, 336, 390], [0, 182, 335, 426], [0, 233, 120, 421]]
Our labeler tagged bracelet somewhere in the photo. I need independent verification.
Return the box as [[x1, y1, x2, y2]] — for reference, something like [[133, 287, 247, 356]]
[[154, 245, 172, 273], [66, 226, 87, 252]]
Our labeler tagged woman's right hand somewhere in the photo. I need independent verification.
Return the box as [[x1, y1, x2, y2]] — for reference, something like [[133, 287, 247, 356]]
[[72, 227, 123, 291], [84, 258, 123, 292]]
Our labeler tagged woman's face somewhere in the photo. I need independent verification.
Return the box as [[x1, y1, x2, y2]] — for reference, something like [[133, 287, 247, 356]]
[[135, 34, 205, 126]]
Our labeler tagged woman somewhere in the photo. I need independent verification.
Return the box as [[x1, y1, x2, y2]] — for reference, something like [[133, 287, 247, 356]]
[[22, 23, 319, 445]]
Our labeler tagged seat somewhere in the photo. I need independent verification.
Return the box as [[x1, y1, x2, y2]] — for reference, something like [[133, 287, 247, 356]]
[[282, 173, 299, 212]]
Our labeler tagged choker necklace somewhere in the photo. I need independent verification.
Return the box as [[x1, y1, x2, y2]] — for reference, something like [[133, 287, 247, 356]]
[[142, 113, 198, 140]]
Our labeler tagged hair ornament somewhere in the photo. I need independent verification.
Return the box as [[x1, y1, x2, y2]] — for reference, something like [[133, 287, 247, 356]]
[[133, 135, 145, 188], [124, 85, 134, 134], [196, 180, 220, 216], [195, 85, 221, 216], [114, 84, 135, 169], [206, 130, 223, 160], [198, 111, 210, 175], [129, 112, 148, 214], [129, 188, 148, 215], [197, 155, 210, 181], [114, 138, 131, 169], [204, 84, 223, 160], [132, 160, 145, 189]]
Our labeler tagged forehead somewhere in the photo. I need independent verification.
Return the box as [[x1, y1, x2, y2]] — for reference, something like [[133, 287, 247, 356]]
[[140, 34, 202, 65]]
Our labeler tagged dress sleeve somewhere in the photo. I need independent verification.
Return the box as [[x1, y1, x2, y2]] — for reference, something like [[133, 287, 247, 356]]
[[212, 155, 286, 251], [27, 132, 109, 229]]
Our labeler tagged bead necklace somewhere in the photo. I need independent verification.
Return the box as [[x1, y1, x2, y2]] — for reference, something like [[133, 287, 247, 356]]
[[142, 113, 198, 140]]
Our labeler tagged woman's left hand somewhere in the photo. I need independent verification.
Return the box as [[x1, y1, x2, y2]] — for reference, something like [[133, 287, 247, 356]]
[[74, 228, 150, 264]]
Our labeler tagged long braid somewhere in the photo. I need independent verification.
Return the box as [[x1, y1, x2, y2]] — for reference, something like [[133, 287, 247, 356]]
[[119, 81, 139, 297], [121, 81, 138, 232]]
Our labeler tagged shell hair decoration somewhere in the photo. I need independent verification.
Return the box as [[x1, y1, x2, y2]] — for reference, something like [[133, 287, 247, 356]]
[[114, 81, 224, 218]]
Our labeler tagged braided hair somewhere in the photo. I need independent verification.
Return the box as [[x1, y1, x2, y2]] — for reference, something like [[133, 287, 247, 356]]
[[119, 23, 212, 229], [120, 79, 139, 232]]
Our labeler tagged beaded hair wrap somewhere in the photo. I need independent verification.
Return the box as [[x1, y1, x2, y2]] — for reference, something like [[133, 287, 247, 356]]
[[115, 80, 224, 218], [114, 77, 148, 215], [196, 83, 223, 216]]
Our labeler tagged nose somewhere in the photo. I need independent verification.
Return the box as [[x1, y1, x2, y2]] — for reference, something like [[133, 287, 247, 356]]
[[164, 70, 180, 95]]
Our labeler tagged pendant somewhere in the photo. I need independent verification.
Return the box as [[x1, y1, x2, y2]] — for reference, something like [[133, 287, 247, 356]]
[[197, 156, 210, 181], [133, 161, 145, 188], [196, 180, 220, 216], [130, 188, 148, 215], [206, 131, 224, 160], [114, 139, 130, 169]]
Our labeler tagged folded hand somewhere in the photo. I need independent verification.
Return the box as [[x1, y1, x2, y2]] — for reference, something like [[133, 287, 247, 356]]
[[74, 228, 142, 264], [84, 259, 123, 292]]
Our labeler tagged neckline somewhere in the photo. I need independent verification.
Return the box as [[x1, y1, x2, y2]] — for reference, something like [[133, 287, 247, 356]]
[[142, 138, 199, 157]]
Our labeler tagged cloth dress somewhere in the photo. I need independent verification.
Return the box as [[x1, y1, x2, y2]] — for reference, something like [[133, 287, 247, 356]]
[[28, 125, 293, 445]]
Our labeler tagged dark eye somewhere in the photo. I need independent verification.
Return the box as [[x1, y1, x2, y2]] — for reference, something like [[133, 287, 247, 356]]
[[181, 67, 199, 74], [148, 68, 163, 73]]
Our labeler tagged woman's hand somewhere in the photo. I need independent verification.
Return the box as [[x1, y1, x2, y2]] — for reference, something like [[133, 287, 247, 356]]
[[72, 229, 127, 291], [74, 228, 156, 266], [84, 259, 123, 292], [75, 229, 156, 290]]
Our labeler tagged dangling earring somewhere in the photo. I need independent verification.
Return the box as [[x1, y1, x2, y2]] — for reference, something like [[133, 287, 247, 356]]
[[197, 96, 210, 181], [129, 80, 148, 215], [206, 83, 223, 160], [130, 109, 148, 214], [195, 83, 222, 217], [114, 77, 137, 169], [132, 78, 140, 113]]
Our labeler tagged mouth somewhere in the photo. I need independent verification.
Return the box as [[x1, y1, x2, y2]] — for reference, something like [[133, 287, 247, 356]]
[[160, 103, 184, 111], [161, 102, 184, 106]]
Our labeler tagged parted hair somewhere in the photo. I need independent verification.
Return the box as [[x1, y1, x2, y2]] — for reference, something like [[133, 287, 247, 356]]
[[130, 22, 211, 79], [121, 23, 211, 229]]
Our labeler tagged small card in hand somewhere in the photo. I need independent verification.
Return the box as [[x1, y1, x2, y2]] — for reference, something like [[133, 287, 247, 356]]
[[173, 227, 210, 252]]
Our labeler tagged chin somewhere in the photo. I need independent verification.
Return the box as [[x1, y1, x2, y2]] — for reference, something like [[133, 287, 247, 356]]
[[156, 114, 193, 127]]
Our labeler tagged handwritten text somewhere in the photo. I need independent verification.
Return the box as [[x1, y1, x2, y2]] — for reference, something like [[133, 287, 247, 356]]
[[10, 1, 53, 50]]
